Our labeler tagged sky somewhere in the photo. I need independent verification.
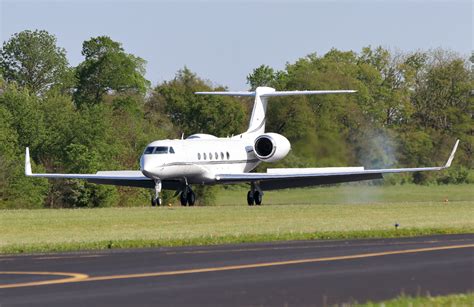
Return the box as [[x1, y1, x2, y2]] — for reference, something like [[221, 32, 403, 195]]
[[1, 0, 472, 90]]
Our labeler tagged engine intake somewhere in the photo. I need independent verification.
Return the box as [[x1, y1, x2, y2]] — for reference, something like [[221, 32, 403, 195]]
[[254, 133, 291, 162], [255, 137, 274, 157]]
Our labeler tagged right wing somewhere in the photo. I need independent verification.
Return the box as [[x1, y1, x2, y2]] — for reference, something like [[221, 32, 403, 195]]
[[24, 148, 181, 190]]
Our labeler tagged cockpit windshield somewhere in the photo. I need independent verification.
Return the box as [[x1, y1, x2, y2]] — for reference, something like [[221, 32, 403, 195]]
[[144, 146, 155, 154], [154, 146, 169, 154], [143, 146, 175, 154]]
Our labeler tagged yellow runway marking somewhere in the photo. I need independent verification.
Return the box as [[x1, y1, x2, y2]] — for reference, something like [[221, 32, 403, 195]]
[[163, 238, 470, 255], [34, 255, 103, 260], [84, 244, 474, 282], [0, 271, 89, 289], [1, 244, 473, 289]]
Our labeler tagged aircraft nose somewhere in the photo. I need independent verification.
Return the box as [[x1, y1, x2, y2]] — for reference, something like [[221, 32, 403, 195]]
[[139, 155, 146, 171], [140, 155, 164, 179], [140, 155, 156, 177]]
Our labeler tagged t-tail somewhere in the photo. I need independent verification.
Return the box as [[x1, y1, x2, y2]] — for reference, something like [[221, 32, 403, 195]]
[[195, 86, 357, 136]]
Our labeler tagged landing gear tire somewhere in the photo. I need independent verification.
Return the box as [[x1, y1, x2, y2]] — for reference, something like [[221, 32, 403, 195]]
[[247, 191, 255, 206], [254, 191, 262, 205], [180, 191, 188, 206], [151, 196, 161, 207], [187, 190, 196, 206], [180, 187, 196, 206]]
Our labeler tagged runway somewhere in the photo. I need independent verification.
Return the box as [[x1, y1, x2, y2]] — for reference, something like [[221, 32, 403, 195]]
[[1, 234, 473, 306]]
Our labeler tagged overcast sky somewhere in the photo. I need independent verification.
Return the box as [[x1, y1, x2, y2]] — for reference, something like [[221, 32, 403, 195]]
[[1, 0, 472, 90]]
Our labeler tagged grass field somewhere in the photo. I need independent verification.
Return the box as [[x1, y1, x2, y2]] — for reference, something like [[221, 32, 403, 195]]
[[0, 184, 472, 254], [215, 183, 473, 205], [360, 292, 474, 307]]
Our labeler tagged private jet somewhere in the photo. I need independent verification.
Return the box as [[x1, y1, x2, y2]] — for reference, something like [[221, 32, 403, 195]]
[[25, 86, 459, 206]]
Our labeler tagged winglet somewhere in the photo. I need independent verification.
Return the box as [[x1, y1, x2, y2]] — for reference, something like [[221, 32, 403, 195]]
[[444, 139, 460, 168], [25, 147, 32, 176]]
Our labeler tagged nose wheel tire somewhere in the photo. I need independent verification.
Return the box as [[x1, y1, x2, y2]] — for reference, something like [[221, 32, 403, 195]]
[[151, 196, 161, 207]]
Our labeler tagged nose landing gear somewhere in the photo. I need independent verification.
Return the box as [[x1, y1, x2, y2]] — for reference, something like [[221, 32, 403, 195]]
[[151, 179, 162, 206], [180, 186, 196, 206], [247, 182, 263, 206]]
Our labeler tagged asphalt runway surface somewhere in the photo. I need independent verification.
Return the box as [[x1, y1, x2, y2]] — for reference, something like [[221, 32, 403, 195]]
[[1, 234, 473, 306]]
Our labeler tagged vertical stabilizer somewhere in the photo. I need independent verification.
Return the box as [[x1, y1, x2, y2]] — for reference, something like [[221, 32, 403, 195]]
[[245, 87, 275, 135]]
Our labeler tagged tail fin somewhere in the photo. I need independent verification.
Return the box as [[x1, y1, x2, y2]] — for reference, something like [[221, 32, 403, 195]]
[[195, 86, 356, 135]]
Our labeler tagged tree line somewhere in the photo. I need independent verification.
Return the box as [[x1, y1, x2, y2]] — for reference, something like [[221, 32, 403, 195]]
[[0, 30, 472, 208]]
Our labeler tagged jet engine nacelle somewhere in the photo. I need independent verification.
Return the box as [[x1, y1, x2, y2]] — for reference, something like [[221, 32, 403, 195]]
[[253, 133, 291, 162]]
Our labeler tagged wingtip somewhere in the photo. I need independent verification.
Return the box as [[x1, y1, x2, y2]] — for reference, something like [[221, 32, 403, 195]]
[[444, 139, 460, 168], [25, 147, 32, 176]]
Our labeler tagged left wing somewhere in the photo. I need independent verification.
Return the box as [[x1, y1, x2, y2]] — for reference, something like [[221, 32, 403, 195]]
[[215, 140, 460, 190]]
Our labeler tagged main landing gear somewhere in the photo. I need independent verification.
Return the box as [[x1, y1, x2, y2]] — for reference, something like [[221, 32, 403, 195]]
[[180, 185, 196, 206], [247, 182, 263, 206]]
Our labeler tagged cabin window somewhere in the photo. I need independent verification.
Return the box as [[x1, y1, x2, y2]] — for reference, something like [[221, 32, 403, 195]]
[[209, 152, 212, 160], [203, 153, 207, 160], [154, 146, 169, 154], [198, 153, 201, 160], [226, 152, 230, 160], [215, 152, 218, 159], [169, 147, 175, 154], [220, 152, 224, 159], [144, 146, 155, 154]]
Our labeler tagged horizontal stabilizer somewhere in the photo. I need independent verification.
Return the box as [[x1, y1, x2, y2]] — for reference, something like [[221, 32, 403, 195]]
[[195, 89, 356, 97], [261, 90, 356, 97], [195, 91, 256, 96], [196, 87, 356, 135]]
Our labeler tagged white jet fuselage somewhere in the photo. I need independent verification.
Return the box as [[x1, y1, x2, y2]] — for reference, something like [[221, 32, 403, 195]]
[[140, 134, 261, 184]]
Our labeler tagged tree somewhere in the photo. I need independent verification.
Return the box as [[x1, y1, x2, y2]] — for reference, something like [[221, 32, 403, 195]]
[[149, 67, 246, 137], [256, 51, 365, 167], [0, 105, 19, 205], [247, 65, 276, 90], [0, 87, 48, 208], [74, 36, 150, 105], [0, 30, 69, 95], [0, 84, 46, 153], [406, 50, 473, 171]]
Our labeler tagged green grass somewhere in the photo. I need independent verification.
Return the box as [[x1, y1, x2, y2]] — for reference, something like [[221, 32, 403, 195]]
[[216, 184, 474, 205], [0, 184, 473, 254], [359, 292, 474, 306]]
